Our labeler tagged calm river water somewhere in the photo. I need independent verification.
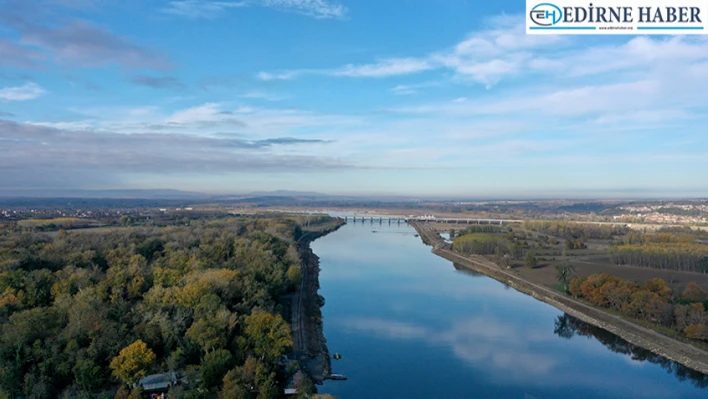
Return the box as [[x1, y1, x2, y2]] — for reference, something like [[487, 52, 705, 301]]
[[312, 221, 708, 399]]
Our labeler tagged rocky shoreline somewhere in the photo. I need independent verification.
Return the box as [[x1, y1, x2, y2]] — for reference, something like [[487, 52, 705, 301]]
[[293, 221, 344, 382]]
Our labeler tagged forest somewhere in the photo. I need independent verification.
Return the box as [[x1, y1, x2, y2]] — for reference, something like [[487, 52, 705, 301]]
[[0, 214, 330, 398]]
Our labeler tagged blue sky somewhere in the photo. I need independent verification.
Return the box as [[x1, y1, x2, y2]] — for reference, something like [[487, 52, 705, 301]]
[[1, 0, 707, 197]]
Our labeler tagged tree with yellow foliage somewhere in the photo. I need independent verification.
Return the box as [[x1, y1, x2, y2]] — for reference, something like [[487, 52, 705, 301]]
[[110, 340, 156, 386], [245, 310, 293, 365]]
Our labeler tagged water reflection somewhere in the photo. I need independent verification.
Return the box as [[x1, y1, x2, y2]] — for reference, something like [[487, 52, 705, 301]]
[[554, 314, 708, 389], [314, 222, 708, 398], [452, 262, 485, 277], [339, 315, 559, 378]]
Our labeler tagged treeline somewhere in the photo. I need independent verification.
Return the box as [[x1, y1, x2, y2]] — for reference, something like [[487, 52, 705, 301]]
[[568, 274, 708, 341], [452, 233, 526, 260], [453, 234, 506, 255], [0, 215, 319, 398], [16, 218, 95, 231], [458, 225, 507, 235], [610, 244, 708, 273], [609, 231, 708, 273], [523, 221, 628, 240]]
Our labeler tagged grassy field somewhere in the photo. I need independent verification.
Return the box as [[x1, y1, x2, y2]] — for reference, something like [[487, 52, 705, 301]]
[[512, 258, 708, 292]]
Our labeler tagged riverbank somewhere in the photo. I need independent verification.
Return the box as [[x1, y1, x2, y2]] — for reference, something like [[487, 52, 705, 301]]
[[292, 221, 345, 382], [411, 221, 708, 375]]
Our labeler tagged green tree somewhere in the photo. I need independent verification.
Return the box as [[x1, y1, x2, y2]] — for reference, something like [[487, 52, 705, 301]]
[[167, 386, 186, 399], [186, 310, 237, 353], [286, 265, 302, 291], [555, 263, 576, 292], [525, 252, 538, 269], [109, 340, 156, 386], [73, 358, 104, 391], [510, 243, 523, 260], [293, 370, 315, 398], [200, 349, 234, 389], [700, 257, 708, 273]]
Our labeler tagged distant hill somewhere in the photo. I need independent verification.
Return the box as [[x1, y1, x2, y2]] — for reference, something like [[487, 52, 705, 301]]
[[244, 190, 331, 198], [0, 189, 211, 199]]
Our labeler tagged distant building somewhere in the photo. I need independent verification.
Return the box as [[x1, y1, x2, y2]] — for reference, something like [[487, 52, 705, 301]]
[[135, 372, 184, 392]]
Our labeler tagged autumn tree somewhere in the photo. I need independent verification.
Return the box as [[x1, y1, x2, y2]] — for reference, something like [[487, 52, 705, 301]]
[[220, 369, 248, 399], [568, 277, 585, 298], [682, 282, 706, 302], [685, 324, 708, 341], [110, 340, 156, 386], [642, 278, 672, 300], [245, 310, 293, 365]]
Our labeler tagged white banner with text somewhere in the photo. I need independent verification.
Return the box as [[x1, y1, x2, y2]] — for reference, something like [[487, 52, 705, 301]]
[[526, 0, 708, 34]]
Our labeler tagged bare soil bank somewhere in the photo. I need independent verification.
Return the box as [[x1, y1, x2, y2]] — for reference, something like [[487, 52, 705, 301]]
[[412, 221, 708, 375]]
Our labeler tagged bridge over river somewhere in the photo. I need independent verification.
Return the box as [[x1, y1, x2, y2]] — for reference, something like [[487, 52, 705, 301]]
[[341, 215, 523, 225]]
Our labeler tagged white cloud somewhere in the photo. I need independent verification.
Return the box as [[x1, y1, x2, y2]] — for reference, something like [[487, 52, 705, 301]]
[[257, 71, 301, 81], [332, 58, 434, 78], [256, 16, 708, 97], [0, 83, 47, 101], [164, 0, 347, 19], [240, 91, 288, 101], [390, 81, 442, 95], [163, 0, 246, 19], [258, 0, 347, 19], [166, 102, 224, 124], [257, 16, 564, 85], [27, 121, 95, 130], [258, 58, 434, 81], [391, 85, 416, 95]]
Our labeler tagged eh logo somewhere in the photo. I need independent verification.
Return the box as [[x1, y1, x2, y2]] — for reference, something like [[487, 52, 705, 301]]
[[530, 3, 563, 26]]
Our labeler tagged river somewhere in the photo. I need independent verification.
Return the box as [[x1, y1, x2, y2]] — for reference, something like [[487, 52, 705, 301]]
[[311, 221, 708, 399]]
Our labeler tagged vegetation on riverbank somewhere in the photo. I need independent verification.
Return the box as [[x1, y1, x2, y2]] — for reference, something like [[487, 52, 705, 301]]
[[568, 273, 708, 342], [0, 213, 339, 398]]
